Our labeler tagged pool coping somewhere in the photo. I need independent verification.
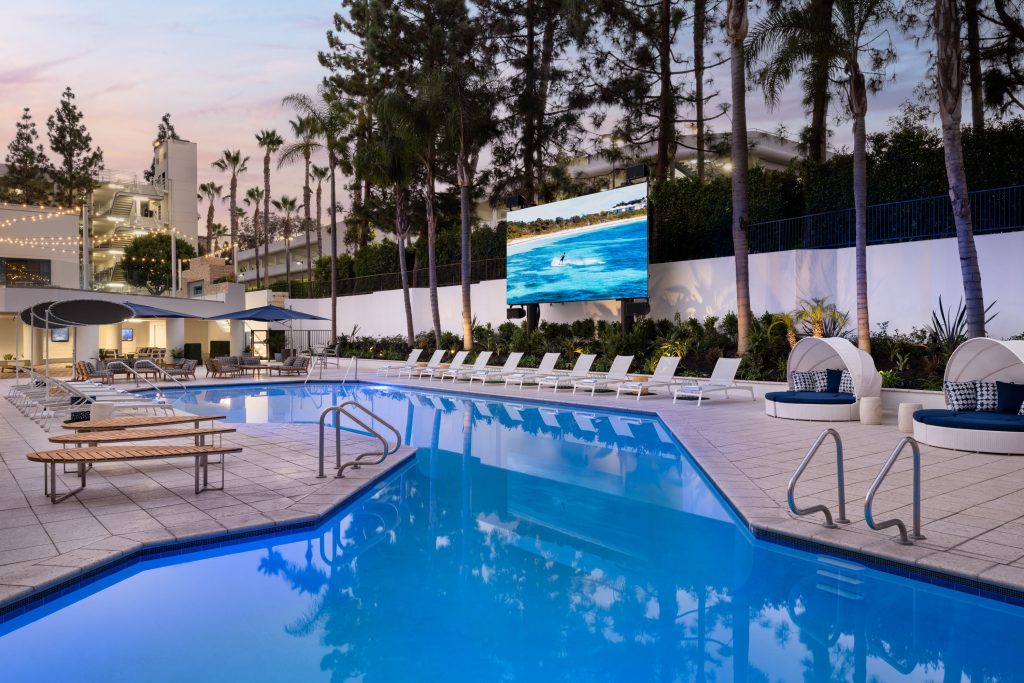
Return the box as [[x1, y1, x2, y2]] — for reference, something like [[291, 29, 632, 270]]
[[149, 378, 1024, 607]]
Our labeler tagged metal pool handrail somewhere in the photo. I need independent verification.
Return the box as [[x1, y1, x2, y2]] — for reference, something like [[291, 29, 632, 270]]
[[787, 428, 850, 528], [318, 400, 401, 479], [865, 436, 926, 545], [133, 359, 189, 393], [106, 361, 165, 398]]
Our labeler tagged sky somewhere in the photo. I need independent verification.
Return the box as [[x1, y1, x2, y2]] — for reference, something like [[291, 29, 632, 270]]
[[1, 0, 937, 222], [508, 182, 648, 223]]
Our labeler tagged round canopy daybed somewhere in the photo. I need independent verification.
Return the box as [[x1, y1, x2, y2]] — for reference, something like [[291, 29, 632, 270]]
[[764, 337, 882, 422], [913, 338, 1024, 455]]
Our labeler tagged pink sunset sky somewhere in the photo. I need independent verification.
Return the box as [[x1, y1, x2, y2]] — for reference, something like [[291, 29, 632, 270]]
[[2, 0, 933, 223]]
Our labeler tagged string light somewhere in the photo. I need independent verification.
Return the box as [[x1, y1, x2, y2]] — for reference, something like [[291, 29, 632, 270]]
[[0, 207, 77, 229]]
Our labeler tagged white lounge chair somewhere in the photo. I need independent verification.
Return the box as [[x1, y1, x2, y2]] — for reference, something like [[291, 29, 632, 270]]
[[442, 351, 493, 382], [422, 350, 469, 381], [573, 355, 634, 396], [673, 357, 753, 406], [377, 349, 423, 376], [616, 356, 683, 400], [399, 350, 445, 379], [504, 352, 560, 389], [537, 354, 596, 392], [468, 352, 524, 384]]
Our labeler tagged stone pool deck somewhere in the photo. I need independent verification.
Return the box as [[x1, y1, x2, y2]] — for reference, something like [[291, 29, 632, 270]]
[[2, 366, 1024, 614]]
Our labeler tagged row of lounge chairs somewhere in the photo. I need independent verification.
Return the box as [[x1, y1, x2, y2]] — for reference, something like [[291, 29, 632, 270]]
[[377, 349, 753, 402], [7, 370, 175, 431]]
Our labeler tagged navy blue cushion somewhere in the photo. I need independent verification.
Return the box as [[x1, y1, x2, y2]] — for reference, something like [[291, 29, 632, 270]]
[[913, 409, 1024, 432], [995, 381, 1024, 415], [765, 391, 856, 405], [825, 368, 843, 393]]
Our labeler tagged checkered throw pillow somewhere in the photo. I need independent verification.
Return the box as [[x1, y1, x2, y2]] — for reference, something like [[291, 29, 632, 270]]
[[792, 371, 816, 392], [976, 381, 999, 412], [811, 370, 829, 393], [839, 369, 855, 394], [944, 380, 977, 412], [1019, 401, 1024, 416]]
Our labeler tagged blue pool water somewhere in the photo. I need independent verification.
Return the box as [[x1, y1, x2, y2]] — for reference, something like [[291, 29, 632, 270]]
[[506, 219, 649, 304], [3, 382, 1024, 681]]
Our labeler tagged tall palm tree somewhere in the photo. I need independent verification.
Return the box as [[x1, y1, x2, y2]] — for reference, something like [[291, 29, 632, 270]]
[[209, 223, 229, 254], [727, 0, 753, 356], [212, 150, 249, 271], [359, 92, 418, 346], [244, 186, 265, 286], [198, 181, 223, 255], [746, 0, 894, 352], [311, 164, 330, 265], [282, 89, 352, 340], [934, 0, 986, 338], [255, 130, 284, 290], [272, 196, 302, 293], [279, 117, 322, 283]]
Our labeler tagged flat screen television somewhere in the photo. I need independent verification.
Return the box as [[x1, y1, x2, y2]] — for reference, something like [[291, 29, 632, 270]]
[[50, 327, 69, 343], [121, 328, 134, 342], [505, 183, 649, 305]]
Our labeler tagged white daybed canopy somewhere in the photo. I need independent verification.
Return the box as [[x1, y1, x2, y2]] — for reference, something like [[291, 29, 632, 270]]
[[944, 338, 1024, 384], [766, 337, 881, 421], [914, 338, 1024, 455]]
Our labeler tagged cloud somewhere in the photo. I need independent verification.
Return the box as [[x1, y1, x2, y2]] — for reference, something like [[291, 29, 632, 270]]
[[0, 54, 83, 86]]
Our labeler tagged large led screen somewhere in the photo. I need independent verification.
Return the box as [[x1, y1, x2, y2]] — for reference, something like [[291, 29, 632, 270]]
[[506, 183, 649, 304]]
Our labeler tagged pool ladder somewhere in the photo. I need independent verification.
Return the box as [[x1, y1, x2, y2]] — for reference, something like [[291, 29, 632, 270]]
[[790, 430, 925, 544], [318, 401, 402, 479], [788, 428, 850, 528]]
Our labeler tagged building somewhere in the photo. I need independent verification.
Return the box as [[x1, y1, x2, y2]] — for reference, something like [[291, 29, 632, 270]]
[[0, 202, 81, 288], [235, 231, 321, 287], [88, 138, 199, 293]]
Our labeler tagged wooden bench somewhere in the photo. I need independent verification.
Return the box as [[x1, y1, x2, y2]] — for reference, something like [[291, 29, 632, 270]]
[[63, 415, 227, 431], [28, 444, 242, 503], [49, 427, 236, 446]]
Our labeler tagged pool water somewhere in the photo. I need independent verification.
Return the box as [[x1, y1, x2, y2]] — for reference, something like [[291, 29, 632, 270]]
[[3, 382, 1023, 682]]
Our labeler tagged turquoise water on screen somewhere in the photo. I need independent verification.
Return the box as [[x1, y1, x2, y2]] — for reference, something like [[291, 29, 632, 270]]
[[2, 382, 1023, 682], [506, 218, 649, 304]]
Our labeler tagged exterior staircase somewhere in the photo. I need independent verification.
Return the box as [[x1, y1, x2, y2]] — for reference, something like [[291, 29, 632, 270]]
[[108, 195, 133, 219]]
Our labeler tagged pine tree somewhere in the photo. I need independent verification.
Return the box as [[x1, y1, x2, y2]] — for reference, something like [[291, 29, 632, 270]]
[[144, 113, 180, 182], [1, 108, 51, 205], [46, 87, 104, 206]]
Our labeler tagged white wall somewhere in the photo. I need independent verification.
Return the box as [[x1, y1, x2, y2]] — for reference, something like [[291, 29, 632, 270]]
[[280, 230, 1024, 340]]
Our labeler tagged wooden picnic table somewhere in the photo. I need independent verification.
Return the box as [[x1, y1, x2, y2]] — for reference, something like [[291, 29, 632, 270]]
[[62, 414, 227, 431], [49, 426, 236, 445]]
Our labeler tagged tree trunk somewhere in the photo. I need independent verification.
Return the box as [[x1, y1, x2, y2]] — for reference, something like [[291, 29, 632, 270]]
[[329, 158, 338, 341], [303, 152, 313, 283], [360, 177, 371, 250], [964, 0, 985, 130], [253, 207, 261, 286], [458, 155, 473, 351], [694, 0, 706, 182], [655, 0, 675, 183], [936, 0, 986, 337], [425, 158, 442, 346], [205, 203, 214, 255], [229, 175, 238, 267], [534, 14, 556, 199], [522, 0, 538, 204], [806, 0, 834, 162], [727, 0, 752, 356], [263, 153, 271, 290], [316, 182, 323, 275], [284, 216, 292, 294], [850, 64, 871, 352], [395, 185, 415, 346]]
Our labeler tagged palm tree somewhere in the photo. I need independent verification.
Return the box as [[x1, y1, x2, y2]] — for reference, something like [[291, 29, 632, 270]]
[[212, 150, 249, 271], [244, 186, 265, 286], [358, 92, 418, 346], [255, 130, 284, 290], [279, 117, 322, 283], [209, 223, 229, 254], [311, 164, 329, 264], [198, 181, 223, 255], [934, 0, 986, 338], [746, 0, 894, 352], [727, 0, 753, 356], [282, 89, 353, 340], [272, 195, 302, 293]]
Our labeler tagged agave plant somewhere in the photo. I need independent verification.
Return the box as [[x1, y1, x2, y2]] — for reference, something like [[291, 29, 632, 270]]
[[926, 295, 997, 356]]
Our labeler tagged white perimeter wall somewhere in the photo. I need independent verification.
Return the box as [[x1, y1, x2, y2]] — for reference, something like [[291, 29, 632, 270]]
[[281, 231, 1024, 340]]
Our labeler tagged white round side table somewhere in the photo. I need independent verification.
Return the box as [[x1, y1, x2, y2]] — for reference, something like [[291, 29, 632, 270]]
[[898, 402, 923, 433], [860, 396, 882, 425]]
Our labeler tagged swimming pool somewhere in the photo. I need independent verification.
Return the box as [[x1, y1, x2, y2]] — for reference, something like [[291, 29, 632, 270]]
[[3, 382, 1023, 681]]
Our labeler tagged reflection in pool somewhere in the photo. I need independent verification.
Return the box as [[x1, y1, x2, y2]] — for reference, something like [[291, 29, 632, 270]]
[[3, 383, 1023, 681]]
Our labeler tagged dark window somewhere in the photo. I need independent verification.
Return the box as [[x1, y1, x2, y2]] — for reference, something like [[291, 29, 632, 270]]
[[0, 258, 51, 286]]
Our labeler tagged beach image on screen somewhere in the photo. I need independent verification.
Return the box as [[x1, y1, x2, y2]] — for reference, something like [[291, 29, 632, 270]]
[[506, 183, 649, 304]]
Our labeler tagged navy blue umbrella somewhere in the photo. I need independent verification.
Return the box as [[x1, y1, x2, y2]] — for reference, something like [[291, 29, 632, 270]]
[[124, 302, 201, 319], [205, 305, 328, 322]]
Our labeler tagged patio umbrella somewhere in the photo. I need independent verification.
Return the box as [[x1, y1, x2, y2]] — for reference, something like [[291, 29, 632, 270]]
[[18, 300, 134, 378], [205, 305, 328, 358], [123, 301, 201, 319]]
